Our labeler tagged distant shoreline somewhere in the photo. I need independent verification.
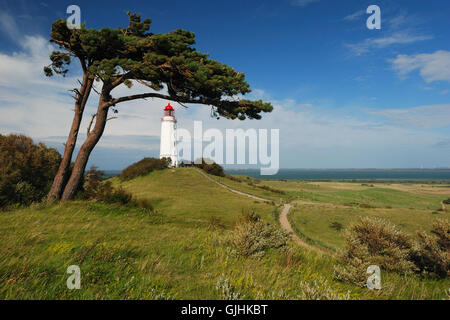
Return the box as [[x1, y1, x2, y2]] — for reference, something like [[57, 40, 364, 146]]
[[102, 168, 450, 182], [224, 168, 450, 182]]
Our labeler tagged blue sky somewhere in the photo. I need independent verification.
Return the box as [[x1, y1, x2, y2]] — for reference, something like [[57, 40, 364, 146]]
[[0, 0, 449, 169]]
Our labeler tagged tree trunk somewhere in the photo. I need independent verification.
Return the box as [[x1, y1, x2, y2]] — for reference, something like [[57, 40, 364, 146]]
[[60, 95, 110, 201], [47, 75, 93, 202]]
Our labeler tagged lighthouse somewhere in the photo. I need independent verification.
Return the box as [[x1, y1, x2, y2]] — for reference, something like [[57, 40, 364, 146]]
[[160, 102, 178, 167]]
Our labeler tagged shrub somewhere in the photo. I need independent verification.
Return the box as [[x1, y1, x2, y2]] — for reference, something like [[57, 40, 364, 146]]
[[14, 181, 38, 205], [88, 179, 155, 212], [119, 157, 171, 180], [443, 198, 450, 205], [278, 247, 304, 268], [202, 163, 225, 177], [329, 221, 344, 231], [238, 209, 262, 224], [104, 187, 133, 205], [359, 203, 375, 209], [248, 183, 286, 195], [254, 276, 351, 300], [334, 217, 416, 286], [95, 181, 132, 205], [216, 275, 244, 300], [226, 175, 242, 183], [134, 198, 154, 211], [0, 134, 61, 207], [410, 218, 449, 278], [208, 216, 225, 230], [333, 256, 369, 287], [230, 212, 288, 258], [297, 279, 351, 300], [83, 166, 105, 199], [195, 158, 225, 177]]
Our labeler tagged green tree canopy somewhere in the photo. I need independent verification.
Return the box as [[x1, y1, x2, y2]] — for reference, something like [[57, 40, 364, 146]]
[[45, 12, 272, 120]]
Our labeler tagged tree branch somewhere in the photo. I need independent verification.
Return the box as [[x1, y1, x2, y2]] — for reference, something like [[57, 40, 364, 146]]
[[103, 92, 210, 109], [111, 71, 132, 88], [87, 113, 96, 137], [50, 38, 71, 48]]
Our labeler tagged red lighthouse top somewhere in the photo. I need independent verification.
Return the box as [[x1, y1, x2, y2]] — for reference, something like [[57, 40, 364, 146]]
[[163, 102, 175, 118], [164, 103, 174, 111]]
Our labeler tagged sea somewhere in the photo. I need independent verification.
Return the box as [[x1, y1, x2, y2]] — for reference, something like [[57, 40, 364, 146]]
[[103, 168, 450, 181], [224, 169, 450, 181]]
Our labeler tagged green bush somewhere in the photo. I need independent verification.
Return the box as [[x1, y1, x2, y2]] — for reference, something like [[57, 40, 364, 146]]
[[335, 217, 450, 285], [195, 158, 225, 177], [229, 212, 288, 258], [202, 163, 225, 177], [83, 166, 105, 199], [134, 198, 154, 211], [334, 217, 416, 286], [119, 157, 171, 180], [226, 175, 242, 183], [215, 275, 244, 300], [329, 221, 344, 231], [94, 181, 131, 205], [208, 216, 225, 230], [248, 182, 286, 195], [410, 218, 449, 278], [87, 177, 154, 212], [238, 209, 261, 224], [0, 134, 61, 207]]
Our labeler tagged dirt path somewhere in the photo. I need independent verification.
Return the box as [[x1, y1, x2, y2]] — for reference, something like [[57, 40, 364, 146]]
[[278, 204, 316, 251], [196, 169, 326, 254], [195, 168, 271, 203]]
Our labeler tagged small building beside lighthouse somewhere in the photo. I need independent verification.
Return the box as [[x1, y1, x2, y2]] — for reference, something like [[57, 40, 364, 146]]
[[160, 102, 178, 167]]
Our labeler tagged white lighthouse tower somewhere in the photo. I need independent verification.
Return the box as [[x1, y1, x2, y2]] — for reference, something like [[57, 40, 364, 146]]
[[160, 102, 178, 167]]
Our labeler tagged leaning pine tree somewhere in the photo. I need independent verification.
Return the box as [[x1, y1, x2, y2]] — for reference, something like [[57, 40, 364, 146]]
[[45, 12, 273, 201]]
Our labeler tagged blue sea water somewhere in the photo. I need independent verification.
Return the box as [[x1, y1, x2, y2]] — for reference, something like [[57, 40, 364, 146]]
[[223, 169, 450, 181], [103, 168, 450, 181]]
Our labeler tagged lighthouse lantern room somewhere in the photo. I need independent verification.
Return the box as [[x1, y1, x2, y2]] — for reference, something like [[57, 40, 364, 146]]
[[159, 102, 178, 167]]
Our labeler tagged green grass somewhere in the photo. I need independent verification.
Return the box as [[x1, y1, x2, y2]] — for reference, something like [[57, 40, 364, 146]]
[[0, 168, 448, 299], [0, 201, 356, 300], [109, 168, 276, 226], [207, 173, 290, 202], [263, 180, 443, 207], [289, 204, 450, 250]]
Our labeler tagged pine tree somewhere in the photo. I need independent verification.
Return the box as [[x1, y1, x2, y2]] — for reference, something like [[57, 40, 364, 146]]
[[45, 12, 273, 201]]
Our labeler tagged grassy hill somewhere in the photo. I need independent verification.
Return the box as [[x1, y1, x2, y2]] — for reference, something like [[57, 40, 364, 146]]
[[0, 168, 448, 299], [109, 168, 276, 226]]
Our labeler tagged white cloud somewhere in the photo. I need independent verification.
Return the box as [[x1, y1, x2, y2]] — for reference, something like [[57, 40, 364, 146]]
[[0, 34, 170, 140], [343, 10, 365, 21], [290, 0, 320, 7], [347, 32, 433, 56], [0, 12, 20, 40], [368, 104, 450, 129], [388, 14, 408, 29], [390, 50, 450, 83], [0, 35, 85, 137]]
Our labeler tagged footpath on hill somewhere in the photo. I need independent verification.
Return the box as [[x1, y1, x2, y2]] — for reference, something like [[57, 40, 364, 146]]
[[195, 168, 328, 255]]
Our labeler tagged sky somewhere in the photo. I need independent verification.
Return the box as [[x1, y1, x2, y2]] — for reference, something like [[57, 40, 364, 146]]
[[0, 0, 449, 170]]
